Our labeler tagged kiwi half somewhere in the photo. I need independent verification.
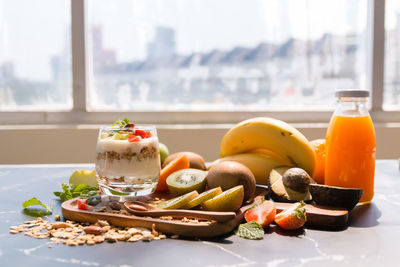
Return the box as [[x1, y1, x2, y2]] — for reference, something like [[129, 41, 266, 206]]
[[157, 190, 199, 209], [166, 169, 207, 196]]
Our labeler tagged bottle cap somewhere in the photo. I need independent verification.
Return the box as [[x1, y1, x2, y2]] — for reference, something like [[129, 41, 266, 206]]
[[335, 89, 370, 98]]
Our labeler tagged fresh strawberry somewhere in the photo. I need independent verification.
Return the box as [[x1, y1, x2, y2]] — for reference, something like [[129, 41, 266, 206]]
[[128, 135, 141, 143], [77, 198, 93, 211], [274, 201, 307, 230], [244, 198, 276, 227], [134, 129, 147, 138], [134, 129, 152, 139]]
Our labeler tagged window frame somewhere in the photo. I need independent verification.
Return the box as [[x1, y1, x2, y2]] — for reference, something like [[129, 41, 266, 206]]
[[1, 0, 397, 125]]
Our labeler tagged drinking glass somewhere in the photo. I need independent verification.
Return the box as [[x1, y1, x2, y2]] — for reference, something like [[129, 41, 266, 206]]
[[95, 125, 160, 198]]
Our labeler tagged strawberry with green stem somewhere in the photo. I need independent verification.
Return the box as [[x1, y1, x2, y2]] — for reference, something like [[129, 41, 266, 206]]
[[275, 201, 307, 230]]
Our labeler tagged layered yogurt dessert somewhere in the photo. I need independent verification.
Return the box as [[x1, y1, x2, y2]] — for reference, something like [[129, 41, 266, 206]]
[[95, 125, 160, 195]]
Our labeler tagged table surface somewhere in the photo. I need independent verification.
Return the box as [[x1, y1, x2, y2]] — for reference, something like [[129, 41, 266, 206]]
[[0, 160, 399, 267]]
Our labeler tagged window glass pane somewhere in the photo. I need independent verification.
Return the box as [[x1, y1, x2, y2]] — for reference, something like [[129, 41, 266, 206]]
[[385, 0, 400, 110], [87, 0, 369, 111], [0, 0, 72, 111]]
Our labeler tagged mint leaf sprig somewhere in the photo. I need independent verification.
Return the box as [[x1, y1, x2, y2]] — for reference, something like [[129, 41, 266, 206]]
[[235, 221, 264, 240], [53, 183, 99, 203], [22, 197, 52, 217], [112, 118, 131, 128]]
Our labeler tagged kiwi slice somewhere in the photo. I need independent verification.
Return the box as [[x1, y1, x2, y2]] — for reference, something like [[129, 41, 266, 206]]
[[166, 169, 207, 196], [201, 185, 244, 212], [182, 187, 223, 209], [112, 133, 129, 140], [157, 190, 199, 210]]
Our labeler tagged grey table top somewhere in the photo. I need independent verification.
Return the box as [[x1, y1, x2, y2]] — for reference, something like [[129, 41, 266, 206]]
[[0, 160, 399, 267]]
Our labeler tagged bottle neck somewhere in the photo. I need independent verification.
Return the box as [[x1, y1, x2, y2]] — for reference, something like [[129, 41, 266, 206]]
[[334, 96, 370, 117]]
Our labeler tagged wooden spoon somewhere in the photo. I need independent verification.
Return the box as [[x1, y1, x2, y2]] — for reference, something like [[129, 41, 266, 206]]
[[124, 201, 237, 223]]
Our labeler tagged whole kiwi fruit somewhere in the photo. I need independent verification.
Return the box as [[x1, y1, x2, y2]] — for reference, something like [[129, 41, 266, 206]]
[[163, 152, 206, 170], [206, 161, 256, 202]]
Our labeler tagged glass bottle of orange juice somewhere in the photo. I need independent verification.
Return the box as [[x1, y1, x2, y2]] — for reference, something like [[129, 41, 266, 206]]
[[325, 90, 376, 204]]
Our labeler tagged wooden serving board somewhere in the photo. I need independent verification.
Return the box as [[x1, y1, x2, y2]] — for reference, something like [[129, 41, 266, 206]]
[[62, 198, 249, 238], [62, 196, 349, 237], [275, 202, 348, 229]]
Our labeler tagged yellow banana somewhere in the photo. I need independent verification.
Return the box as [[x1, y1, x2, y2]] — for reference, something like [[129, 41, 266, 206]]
[[220, 117, 316, 176], [208, 151, 293, 185]]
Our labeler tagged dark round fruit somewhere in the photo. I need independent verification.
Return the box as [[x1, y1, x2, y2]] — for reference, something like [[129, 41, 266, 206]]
[[206, 161, 256, 202], [282, 167, 313, 192], [166, 168, 207, 196], [163, 152, 206, 170], [268, 166, 312, 203]]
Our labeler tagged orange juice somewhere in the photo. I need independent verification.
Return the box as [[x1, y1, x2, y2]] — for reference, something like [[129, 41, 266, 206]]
[[325, 115, 376, 203]]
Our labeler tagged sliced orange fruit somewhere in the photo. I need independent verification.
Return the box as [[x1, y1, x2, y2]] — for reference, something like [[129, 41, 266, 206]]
[[156, 154, 190, 192]]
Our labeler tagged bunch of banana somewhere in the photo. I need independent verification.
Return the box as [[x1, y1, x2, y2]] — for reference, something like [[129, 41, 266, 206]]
[[217, 117, 316, 185]]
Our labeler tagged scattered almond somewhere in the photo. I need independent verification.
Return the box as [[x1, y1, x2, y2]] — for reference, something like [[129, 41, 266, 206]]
[[8, 205, 179, 247], [84, 226, 104, 235], [97, 220, 109, 227], [51, 222, 73, 229], [128, 204, 148, 212]]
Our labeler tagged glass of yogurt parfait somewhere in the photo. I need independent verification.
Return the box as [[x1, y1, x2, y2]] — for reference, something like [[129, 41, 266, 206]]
[[95, 124, 160, 198]]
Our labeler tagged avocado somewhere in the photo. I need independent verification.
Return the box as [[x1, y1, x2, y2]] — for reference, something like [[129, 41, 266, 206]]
[[268, 167, 314, 202], [309, 184, 363, 211]]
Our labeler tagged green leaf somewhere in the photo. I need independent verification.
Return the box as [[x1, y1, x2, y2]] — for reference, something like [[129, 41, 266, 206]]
[[112, 118, 130, 128], [61, 183, 72, 201], [80, 190, 98, 199], [22, 197, 52, 217], [22, 197, 46, 209], [54, 183, 99, 202], [235, 221, 264, 240], [71, 184, 90, 192], [71, 184, 97, 193], [23, 208, 49, 217], [293, 201, 307, 221]]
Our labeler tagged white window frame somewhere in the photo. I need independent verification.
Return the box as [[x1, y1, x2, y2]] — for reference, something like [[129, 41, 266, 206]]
[[1, 0, 398, 125]]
